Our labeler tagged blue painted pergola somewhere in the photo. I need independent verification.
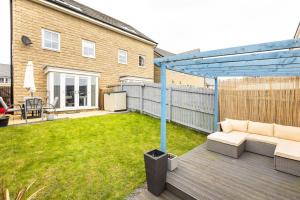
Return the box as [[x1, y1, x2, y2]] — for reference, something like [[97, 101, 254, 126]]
[[155, 39, 300, 153]]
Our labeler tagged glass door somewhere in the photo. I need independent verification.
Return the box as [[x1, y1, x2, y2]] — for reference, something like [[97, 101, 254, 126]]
[[79, 77, 88, 107], [65, 76, 75, 108]]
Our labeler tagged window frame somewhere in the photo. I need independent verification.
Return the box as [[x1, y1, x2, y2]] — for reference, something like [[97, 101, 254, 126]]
[[82, 39, 96, 58], [118, 49, 128, 65], [138, 55, 146, 67], [41, 29, 61, 52]]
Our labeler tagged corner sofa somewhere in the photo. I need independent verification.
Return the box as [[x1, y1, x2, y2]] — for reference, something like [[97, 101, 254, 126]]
[[207, 119, 300, 176]]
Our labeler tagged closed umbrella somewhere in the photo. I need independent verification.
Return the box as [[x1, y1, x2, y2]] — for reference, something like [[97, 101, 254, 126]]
[[24, 61, 36, 96]]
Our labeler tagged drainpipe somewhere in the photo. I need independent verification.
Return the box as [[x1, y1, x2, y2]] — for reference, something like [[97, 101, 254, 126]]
[[10, 0, 14, 105]]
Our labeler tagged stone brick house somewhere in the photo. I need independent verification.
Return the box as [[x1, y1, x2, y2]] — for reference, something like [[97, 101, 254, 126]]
[[11, 0, 157, 111], [154, 48, 206, 87]]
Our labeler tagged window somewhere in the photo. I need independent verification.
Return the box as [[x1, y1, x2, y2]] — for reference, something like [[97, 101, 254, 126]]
[[42, 29, 60, 51], [0, 78, 5, 83], [53, 73, 60, 108], [82, 40, 96, 58], [91, 77, 96, 107], [139, 55, 145, 67], [118, 49, 128, 64]]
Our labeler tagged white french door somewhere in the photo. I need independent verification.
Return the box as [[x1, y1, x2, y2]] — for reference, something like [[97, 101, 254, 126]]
[[47, 71, 98, 111]]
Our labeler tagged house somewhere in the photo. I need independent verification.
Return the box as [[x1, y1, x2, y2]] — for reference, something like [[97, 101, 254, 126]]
[[154, 48, 206, 87], [11, 0, 157, 111], [0, 64, 11, 86]]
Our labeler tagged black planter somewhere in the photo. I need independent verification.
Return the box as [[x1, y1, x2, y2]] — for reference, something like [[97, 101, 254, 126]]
[[0, 116, 9, 127], [144, 149, 168, 196]]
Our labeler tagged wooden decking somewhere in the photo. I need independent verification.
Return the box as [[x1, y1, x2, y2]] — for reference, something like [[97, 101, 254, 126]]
[[130, 144, 300, 200], [166, 144, 300, 200]]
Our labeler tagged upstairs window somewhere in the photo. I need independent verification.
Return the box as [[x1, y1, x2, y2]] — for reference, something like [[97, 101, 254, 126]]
[[82, 40, 96, 58], [139, 55, 145, 67], [118, 49, 128, 64], [42, 29, 60, 51]]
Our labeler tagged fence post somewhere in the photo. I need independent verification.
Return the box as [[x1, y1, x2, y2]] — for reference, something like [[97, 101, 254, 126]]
[[160, 64, 167, 153], [140, 84, 143, 114], [168, 86, 172, 122], [213, 77, 219, 132]]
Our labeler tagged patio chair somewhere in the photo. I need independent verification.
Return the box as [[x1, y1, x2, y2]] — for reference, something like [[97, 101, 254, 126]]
[[0, 97, 23, 124], [23, 97, 43, 123], [42, 97, 59, 120]]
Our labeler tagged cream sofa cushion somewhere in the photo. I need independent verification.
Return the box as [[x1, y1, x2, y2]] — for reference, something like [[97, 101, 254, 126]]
[[275, 140, 300, 161], [246, 134, 280, 145], [226, 119, 248, 132], [208, 132, 246, 146], [274, 124, 300, 142], [230, 131, 249, 137], [247, 121, 274, 136], [220, 120, 232, 133]]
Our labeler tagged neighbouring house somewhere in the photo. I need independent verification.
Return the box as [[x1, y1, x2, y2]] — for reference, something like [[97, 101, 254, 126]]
[[11, 0, 157, 111], [154, 48, 208, 87], [0, 64, 11, 86]]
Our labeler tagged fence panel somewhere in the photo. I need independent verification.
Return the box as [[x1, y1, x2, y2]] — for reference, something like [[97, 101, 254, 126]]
[[0, 86, 11, 105], [120, 82, 214, 133]]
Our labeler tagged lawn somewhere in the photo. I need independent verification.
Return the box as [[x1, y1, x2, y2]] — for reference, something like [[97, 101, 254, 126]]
[[0, 112, 206, 199]]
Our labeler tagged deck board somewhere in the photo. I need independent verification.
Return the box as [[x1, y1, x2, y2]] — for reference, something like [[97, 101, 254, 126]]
[[166, 144, 300, 200]]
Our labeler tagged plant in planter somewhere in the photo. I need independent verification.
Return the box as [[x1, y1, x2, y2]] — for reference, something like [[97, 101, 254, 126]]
[[0, 112, 9, 128], [167, 153, 178, 171]]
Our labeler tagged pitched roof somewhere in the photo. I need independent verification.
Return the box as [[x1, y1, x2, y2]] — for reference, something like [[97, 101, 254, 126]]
[[46, 0, 157, 44], [0, 64, 10, 77], [154, 48, 175, 57]]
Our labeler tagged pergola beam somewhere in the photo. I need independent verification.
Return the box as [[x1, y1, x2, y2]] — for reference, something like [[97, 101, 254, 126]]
[[155, 39, 300, 63], [167, 49, 300, 67], [172, 57, 300, 71]]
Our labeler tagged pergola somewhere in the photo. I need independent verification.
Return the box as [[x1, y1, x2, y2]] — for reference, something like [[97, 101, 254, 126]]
[[154, 39, 300, 152]]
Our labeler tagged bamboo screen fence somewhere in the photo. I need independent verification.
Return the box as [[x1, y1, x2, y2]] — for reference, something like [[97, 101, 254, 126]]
[[219, 77, 300, 127]]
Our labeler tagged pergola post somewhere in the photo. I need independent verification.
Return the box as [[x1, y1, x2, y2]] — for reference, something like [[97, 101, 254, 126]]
[[213, 77, 219, 132], [160, 63, 167, 152]]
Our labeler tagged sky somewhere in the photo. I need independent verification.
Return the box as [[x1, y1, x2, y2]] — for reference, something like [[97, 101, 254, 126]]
[[1, 0, 300, 64]]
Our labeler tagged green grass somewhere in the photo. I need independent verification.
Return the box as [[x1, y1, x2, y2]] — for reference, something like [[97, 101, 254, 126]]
[[0, 113, 206, 199]]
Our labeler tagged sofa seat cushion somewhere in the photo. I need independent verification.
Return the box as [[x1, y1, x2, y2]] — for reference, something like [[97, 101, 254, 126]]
[[274, 124, 300, 142], [246, 134, 280, 145], [230, 131, 249, 137], [226, 119, 248, 132], [208, 132, 246, 146], [275, 141, 300, 161], [248, 121, 274, 136]]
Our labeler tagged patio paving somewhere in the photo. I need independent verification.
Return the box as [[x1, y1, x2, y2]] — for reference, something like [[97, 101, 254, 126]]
[[7, 110, 117, 125], [134, 144, 300, 200]]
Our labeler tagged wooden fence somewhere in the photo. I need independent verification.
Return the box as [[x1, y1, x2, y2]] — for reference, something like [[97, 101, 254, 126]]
[[219, 77, 300, 127], [120, 82, 215, 133], [0, 86, 11, 105]]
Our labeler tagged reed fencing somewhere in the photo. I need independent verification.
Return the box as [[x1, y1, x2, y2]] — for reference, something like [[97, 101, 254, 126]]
[[118, 82, 215, 133], [219, 77, 300, 127]]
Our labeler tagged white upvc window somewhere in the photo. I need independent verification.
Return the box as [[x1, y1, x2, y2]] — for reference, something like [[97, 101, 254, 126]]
[[82, 40, 96, 58], [138, 55, 146, 67], [118, 49, 128, 64], [42, 29, 60, 51]]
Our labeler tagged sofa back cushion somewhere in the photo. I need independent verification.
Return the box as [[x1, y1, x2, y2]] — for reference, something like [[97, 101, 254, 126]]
[[248, 121, 274, 136], [226, 119, 248, 132], [220, 120, 233, 133], [274, 124, 300, 142]]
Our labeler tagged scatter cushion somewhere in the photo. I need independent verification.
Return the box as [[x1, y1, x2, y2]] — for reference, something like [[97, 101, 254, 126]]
[[220, 120, 232, 133], [247, 121, 274, 136], [226, 119, 248, 132], [246, 134, 280, 145], [208, 132, 246, 146], [274, 124, 300, 142], [275, 140, 300, 161]]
